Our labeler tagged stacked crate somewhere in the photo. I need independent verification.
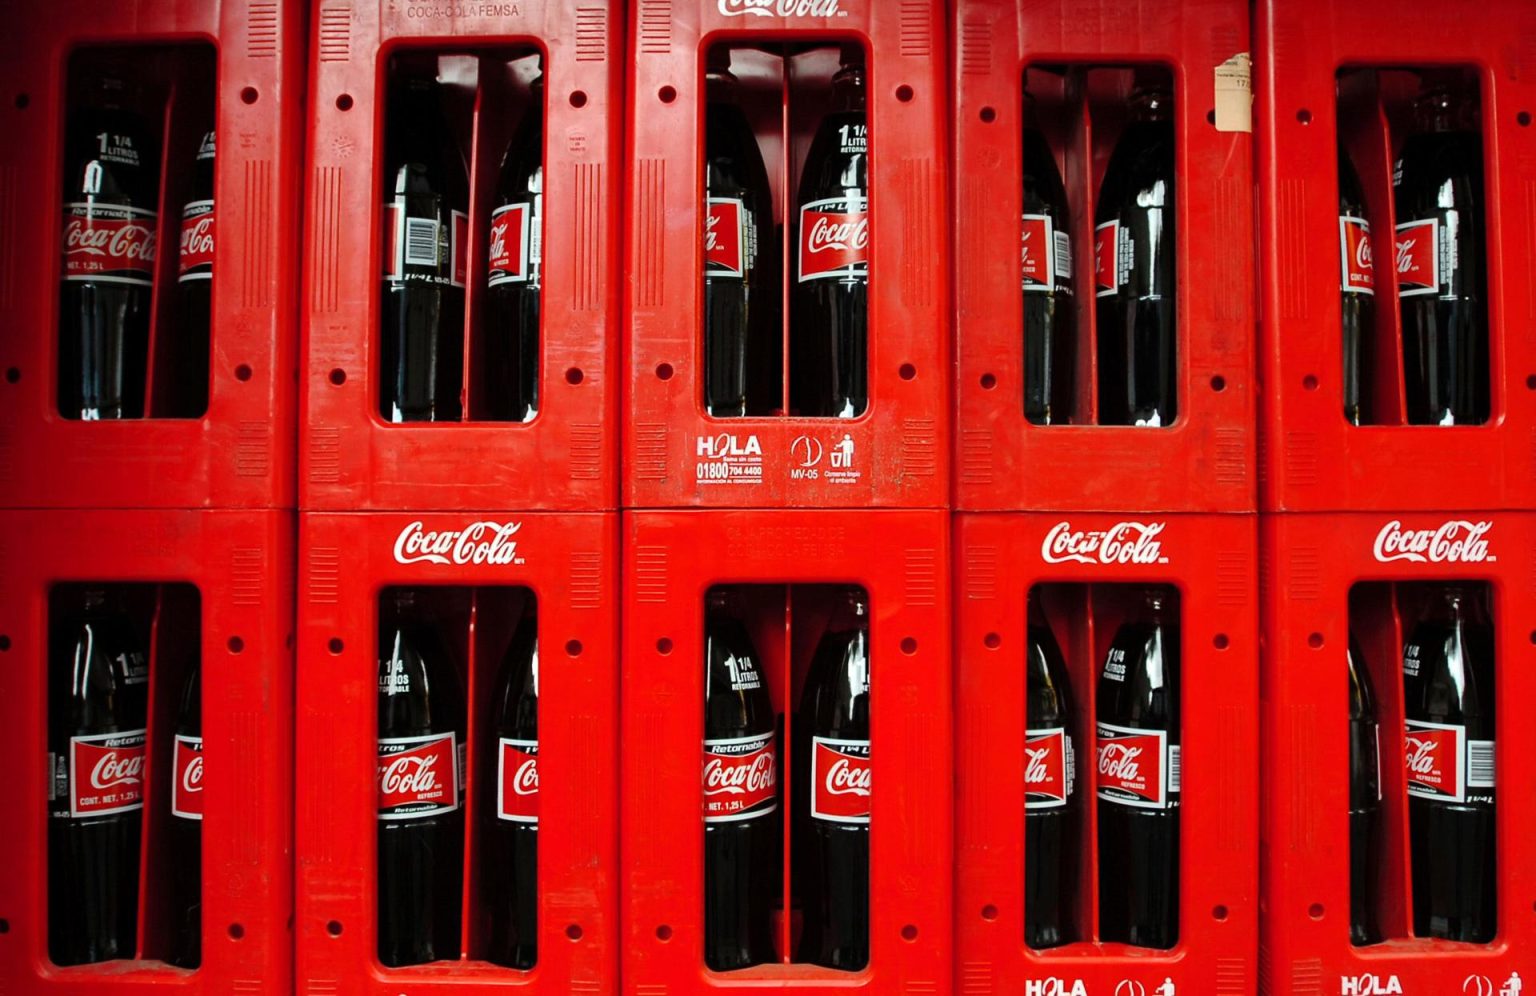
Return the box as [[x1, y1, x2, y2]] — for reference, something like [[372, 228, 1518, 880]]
[[951, 1, 1260, 993], [0, 1, 303, 991], [1257, 1, 1536, 991], [294, 3, 623, 993]]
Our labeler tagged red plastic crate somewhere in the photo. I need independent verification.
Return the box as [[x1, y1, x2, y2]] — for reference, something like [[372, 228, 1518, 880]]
[[621, 509, 951, 990], [1261, 511, 1536, 992], [0, 508, 293, 992], [295, 510, 618, 993], [0, 4, 302, 510], [951, 0, 1256, 513], [300, 3, 622, 511], [622, 2, 951, 509], [1256, 0, 1536, 512], [954, 512, 1258, 992]]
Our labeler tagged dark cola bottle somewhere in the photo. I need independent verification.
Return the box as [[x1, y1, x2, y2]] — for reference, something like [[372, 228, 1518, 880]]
[[1022, 98, 1075, 426], [796, 589, 870, 970], [485, 75, 543, 423], [48, 587, 149, 965], [704, 49, 778, 418], [1025, 594, 1077, 949], [1094, 86, 1176, 427], [703, 590, 778, 970], [791, 46, 868, 419], [1403, 585, 1495, 943], [59, 73, 159, 420], [1096, 586, 1179, 949], [381, 69, 468, 423], [1347, 636, 1382, 946], [168, 663, 204, 968], [377, 590, 466, 966], [1393, 81, 1488, 426], [487, 604, 538, 968], [1339, 149, 1375, 426], [172, 130, 215, 418]]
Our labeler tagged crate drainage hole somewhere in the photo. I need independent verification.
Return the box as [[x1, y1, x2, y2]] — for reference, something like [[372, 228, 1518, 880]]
[[980, 904, 998, 921], [565, 639, 583, 657], [656, 637, 673, 654], [328, 368, 346, 386], [566, 924, 584, 941], [235, 363, 253, 381], [1210, 375, 1226, 392], [1213, 633, 1229, 650], [980, 372, 996, 390], [1520, 110, 1532, 127], [1307, 632, 1324, 649], [895, 84, 914, 102], [335, 94, 353, 111], [979, 105, 996, 123], [0, 918, 9, 933], [1296, 108, 1312, 125], [900, 637, 918, 655], [1526, 374, 1536, 390], [1212, 905, 1228, 921], [901, 924, 918, 941], [570, 90, 588, 108], [326, 920, 343, 936], [1308, 903, 1324, 920], [4, 367, 19, 384], [655, 924, 673, 941], [13, 93, 27, 110], [0, 635, 11, 651], [658, 86, 676, 104], [327, 637, 344, 655], [228, 923, 245, 940], [227, 636, 245, 654], [655, 363, 674, 381], [565, 367, 584, 385], [240, 87, 259, 105], [1303, 374, 1319, 391], [983, 632, 1001, 649]]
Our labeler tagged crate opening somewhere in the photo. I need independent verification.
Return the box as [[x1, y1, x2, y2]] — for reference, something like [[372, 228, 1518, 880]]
[[58, 44, 217, 421]]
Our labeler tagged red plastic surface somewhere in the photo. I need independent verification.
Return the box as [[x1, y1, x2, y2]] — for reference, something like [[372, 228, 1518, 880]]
[[1256, 0, 1536, 512], [295, 510, 618, 993], [622, 2, 951, 509], [952, 0, 1256, 513], [0, 3, 302, 510], [300, 3, 622, 512], [621, 509, 952, 991], [1260, 511, 1536, 992], [955, 512, 1258, 993], [0, 509, 293, 992]]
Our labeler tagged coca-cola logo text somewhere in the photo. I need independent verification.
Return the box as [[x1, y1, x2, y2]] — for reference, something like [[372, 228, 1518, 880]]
[[1098, 743, 1141, 782], [1405, 737, 1437, 776], [91, 750, 145, 790], [810, 738, 870, 823], [180, 215, 214, 258], [393, 520, 524, 566], [497, 740, 538, 823], [63, 218, 157, 268], [511, 758, 537, 795], [806, 214, 869, 254], [704, 753, 775, 795], [380, 754, 439, 796], [181, 754, 204, 793], [718, 0, 844, 16], [825, 757, 871, 797], [1372, 519, 1492, 564], [1041, 521, 1168, 565]]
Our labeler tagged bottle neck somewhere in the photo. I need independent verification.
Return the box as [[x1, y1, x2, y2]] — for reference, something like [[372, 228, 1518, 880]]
[[832, 65, 866, 114], [1415, 91, 1457, 133], [1131, 89, 1172, 125]]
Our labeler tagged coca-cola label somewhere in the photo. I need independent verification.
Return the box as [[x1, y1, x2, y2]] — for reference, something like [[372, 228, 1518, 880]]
[[488, 202, 532, 287], [68, 730, 148, 817], [1040, 521, 1169, 566], [384, 202, 467, 288], [1372, 519, 1493, 564], [62, 203, 157, 285], [179, 200, 215, 281], [1094, 220, 1118, 297], [706, 197, 748, 278], [392, 519, 525, 567], [1025, 727, 1074, 810], [377, 732, 461, 819], [1394, 218, 1439, 297], [496, 738, 539, 824], [718, 0, 844, 16], [1404, 720, 1494, 805], [1339, 215, 1373, 295], [171, 734, 204, 821], [810, 736, 870, 824], [1022, 214, 1054, 292], [702, 731, 777, 823], [1096, 723, 1178, 810], [798, 196, 869, 281]]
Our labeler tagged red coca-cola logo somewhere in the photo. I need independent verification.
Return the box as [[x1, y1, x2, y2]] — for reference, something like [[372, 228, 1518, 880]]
[[799, 199, 869, 280], [810, 737, 870, 824], [62, 206, 158, 283], [1404, 723, 1460, 801], [1372, 519, 1492, 564], [179, 202, 215, 278], [172, 734, 204, 820], [706, 198, 745, 277], [702, 733, 777, 822], [377, 733, 459, 818], [1096, 724, 1169, 808], [497, 739, 538, 824], [1021, 214, 1051, 290], [1094, 220, 1118, 296], [1041, 521, 1168, 566], [69, 731, 147, 817], [1394, 218, 1438, 295], [1340, 216, 1373, 294], [488, 202, 528, 285], [392, 519, 524, 567], [1025, 728, 1070, 808], [718, 0, 843, 16]]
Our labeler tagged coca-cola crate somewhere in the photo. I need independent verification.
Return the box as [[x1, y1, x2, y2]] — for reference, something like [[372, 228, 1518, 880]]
[[954, 512, 1258, 992], [295, 510, 618, 992], [0, 508, 292, 991], [621, 509, 951, 990], [1260, 511, 1536, 993], [951, 0, 1257, 513], [300, 3, 621, 511], [1256, 0, 1536, 512], [622, 2, 950, 509], [0, 5, 302, 509]]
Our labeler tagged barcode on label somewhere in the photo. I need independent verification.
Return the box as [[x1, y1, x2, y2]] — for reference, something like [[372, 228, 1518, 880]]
[[1053, 229, 1073, 281], [1168, 744, 1181, 794], [404, 218, 440, 267], [1468, 740, 1495, 787]]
